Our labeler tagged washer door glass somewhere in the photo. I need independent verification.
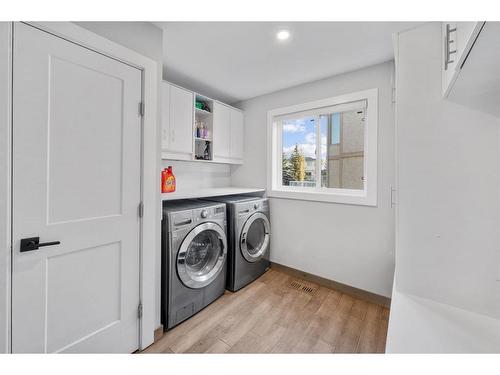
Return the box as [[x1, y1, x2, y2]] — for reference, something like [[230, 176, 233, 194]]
[[177, 222, 227, 289], [240, 212, 270, 263]]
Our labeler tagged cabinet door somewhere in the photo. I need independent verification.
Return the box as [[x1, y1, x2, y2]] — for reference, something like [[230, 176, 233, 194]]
[[230, 108, 244, 160], [442, 22, 482, 96], [213, 101, 231, 158], [168, 84, 193, 155], [160, 82, 170, 150]]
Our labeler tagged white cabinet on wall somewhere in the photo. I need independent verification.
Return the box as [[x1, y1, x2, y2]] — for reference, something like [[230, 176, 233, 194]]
[[161, 81, 244, 164], [442, 22, 484, 96], [161, 81, 194, 160], [230, 109, 244, 160], [444, 22, 500, 118], [213, 101, 244, 164], [213, 101, 231, 159]]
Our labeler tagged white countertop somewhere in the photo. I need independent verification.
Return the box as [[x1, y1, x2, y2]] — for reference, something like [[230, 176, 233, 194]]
[[162, 187, 265, 201], [386, 289, 500, 353]]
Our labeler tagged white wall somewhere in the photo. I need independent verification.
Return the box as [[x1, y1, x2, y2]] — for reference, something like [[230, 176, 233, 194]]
[[161, 160, 231, 189], [395, 23, 500, 319], [232, 62, 396, 297], [0, 22, 11, 354], [75, 22, 163, 65]]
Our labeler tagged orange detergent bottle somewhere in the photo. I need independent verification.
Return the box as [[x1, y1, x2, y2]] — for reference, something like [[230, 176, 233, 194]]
[[163, 166, 176, 193], [161, 168, 167, 192]]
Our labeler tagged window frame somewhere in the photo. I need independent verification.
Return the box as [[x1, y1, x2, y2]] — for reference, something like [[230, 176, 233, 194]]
[[267, 88, 378, 206]]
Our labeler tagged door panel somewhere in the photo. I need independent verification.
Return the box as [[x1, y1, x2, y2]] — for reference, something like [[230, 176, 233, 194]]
[[230, 109, 244, 160], [213, 102, 230, 158], [168, 84, 193, 154], [161, 81, 171, 151], [46, 242, 121, 353], [12, 23, 142, 353], [47, 56, 124, 223]]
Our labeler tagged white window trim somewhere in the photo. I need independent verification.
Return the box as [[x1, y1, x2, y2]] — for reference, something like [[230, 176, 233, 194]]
[[267, 88, 378, 206]]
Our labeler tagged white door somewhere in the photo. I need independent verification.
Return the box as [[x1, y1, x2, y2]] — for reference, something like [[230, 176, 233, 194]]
[[168, 84, 193, 155], [213, 102, 230, 158], [12, 23, 142, 353], [230, 108, 244, 160]]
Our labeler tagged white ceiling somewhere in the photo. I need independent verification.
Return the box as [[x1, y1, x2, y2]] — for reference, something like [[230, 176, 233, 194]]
[[155, 22, 422, 104]]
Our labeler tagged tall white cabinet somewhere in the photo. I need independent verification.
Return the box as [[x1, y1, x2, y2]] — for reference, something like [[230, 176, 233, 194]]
[[387, 22, 500, 353], [161, 81, 244, 164]]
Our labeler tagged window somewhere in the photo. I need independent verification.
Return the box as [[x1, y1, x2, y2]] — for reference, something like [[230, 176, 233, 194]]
[[268, 89, 378, 205]]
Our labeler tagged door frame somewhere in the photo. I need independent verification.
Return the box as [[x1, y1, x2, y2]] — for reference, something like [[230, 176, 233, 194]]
[[0, 21, 158, 352], [0, 22, 12, 354]]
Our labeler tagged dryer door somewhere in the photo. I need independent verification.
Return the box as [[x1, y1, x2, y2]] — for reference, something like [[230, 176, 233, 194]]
[[240, 212, 270, 263], [177, 222, 227, 289]]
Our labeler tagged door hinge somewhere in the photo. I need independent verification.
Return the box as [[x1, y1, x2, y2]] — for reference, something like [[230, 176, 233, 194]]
[[138, 302, 143, 319], [390, 185, 397, 208], [138, 201, 144, 218], [139, 102, 145, 117]]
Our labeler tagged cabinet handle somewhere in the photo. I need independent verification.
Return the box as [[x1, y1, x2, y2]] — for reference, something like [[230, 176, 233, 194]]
[[444, 23, 457, 70]]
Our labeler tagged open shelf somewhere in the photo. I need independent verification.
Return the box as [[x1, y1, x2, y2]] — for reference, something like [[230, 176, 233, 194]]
[[194, 93, 214, 161], [195, 107, 212, 116]]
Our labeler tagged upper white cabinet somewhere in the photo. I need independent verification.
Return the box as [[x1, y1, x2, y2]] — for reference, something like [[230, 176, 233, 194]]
[[161, 81, 244, 164], [442, 22, 482, 96], [213, 101, 231, 159], [161, 82, 193, 160], [445, 22, 500, 118], [230, 109, 244, 160], [213, 101, 244, 163]]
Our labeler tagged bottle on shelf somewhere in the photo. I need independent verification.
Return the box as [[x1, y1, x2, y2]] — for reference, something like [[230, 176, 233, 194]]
[[195, 120, 200, 138], [203, 141, 211, 160], [200, 122, 205, 139]]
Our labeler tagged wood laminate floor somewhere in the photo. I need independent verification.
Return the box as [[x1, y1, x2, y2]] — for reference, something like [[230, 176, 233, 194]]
[[142, 268, 390, 354]]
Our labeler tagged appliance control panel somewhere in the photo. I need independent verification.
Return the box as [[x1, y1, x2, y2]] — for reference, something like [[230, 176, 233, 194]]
[[237, 198, 269, 215], [194, 204, 226, 222]]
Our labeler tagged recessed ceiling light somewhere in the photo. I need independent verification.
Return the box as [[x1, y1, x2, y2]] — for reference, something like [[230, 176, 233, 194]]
[[276, 30, 290, 41]]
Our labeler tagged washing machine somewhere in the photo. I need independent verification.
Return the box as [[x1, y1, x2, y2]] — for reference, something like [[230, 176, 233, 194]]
[[161, 199, 227, 330], [203, 195, 270, 292]]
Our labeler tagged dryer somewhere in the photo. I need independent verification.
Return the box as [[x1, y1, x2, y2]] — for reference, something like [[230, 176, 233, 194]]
[[161, 200, 227, 330], [203, 195, 270, 291]]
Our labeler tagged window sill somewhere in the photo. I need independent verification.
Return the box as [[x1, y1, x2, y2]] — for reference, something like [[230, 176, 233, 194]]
[[267, 188, 377, 206]]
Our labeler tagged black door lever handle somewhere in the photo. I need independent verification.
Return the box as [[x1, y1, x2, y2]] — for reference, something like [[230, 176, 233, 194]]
[[20, 237, 61, 252]]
